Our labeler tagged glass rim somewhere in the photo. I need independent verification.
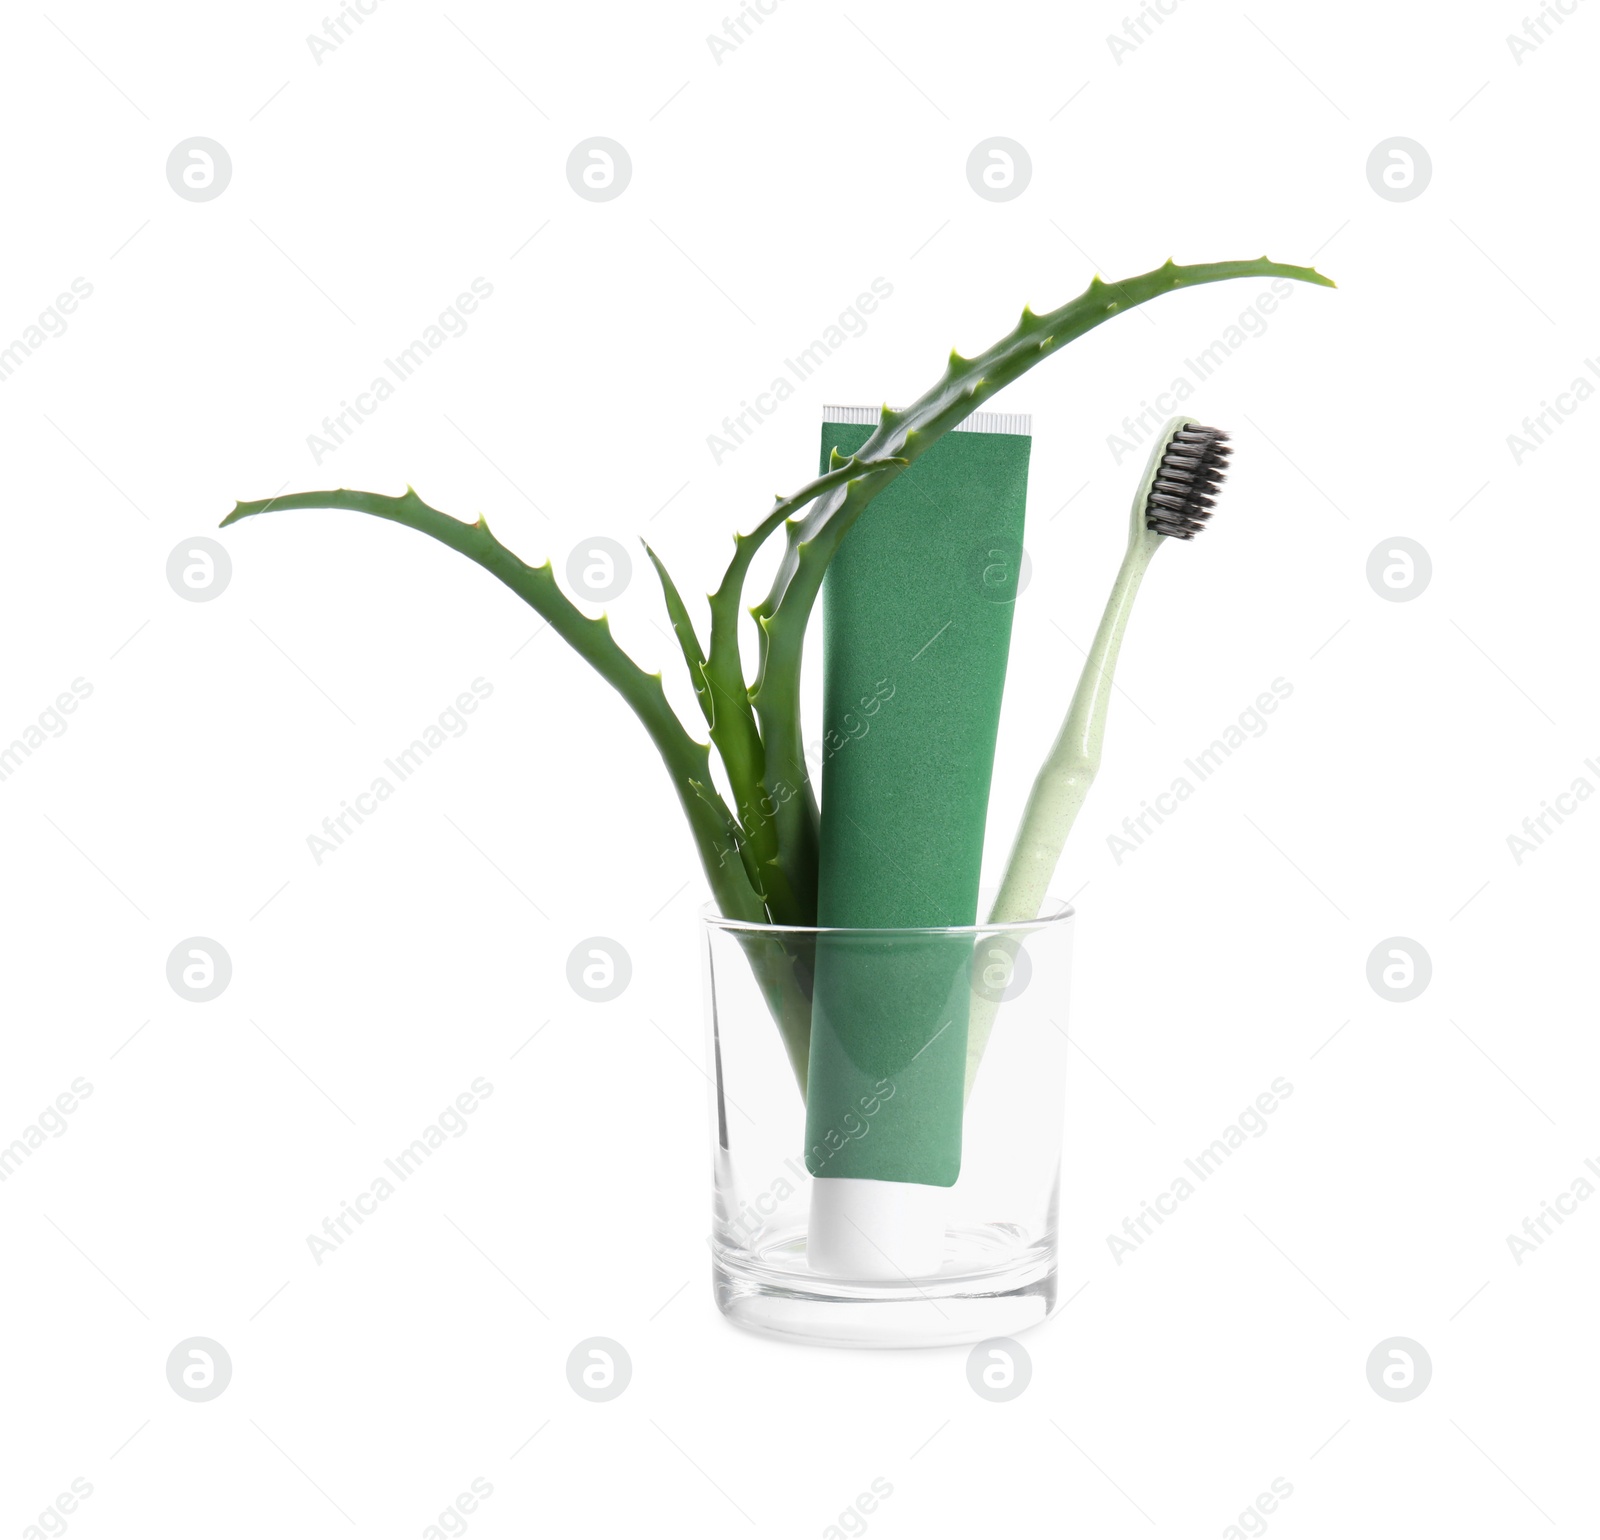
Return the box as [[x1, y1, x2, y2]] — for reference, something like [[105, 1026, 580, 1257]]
[[699, 896, 1074, 938]]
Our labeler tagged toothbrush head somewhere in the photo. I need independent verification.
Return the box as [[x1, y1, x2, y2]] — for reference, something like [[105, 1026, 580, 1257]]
[[1143, 423, 1231, 540]]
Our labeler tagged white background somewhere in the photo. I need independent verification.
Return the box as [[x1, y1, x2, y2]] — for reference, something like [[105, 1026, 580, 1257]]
[[2, 1, 1596, 1535]]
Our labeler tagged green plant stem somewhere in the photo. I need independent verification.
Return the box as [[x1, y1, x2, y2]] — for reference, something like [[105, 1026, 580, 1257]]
[[729, 933, 816, 1095], [705, 455, 900, 924]]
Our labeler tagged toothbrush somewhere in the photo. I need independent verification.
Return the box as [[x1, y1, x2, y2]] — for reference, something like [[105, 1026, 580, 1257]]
[[964, 416, 1232, 1097]]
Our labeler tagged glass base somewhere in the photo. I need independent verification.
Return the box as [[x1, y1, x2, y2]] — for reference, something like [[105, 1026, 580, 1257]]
[[712, 1223, 1059, 1348]]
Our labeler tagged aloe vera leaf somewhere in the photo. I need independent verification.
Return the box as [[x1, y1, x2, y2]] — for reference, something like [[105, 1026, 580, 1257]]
[[641, 540, 714, 730], [641, 539, 798, 909], [749, 257, 1336, 877], [749, 468, 888, 918], [642, 457, 897, 923], [732, 930, 815, 1095], [701, 453, 902, 925], [220, 486, 769, 925]]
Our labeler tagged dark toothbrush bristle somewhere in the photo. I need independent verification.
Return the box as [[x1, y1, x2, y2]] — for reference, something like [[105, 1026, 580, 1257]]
[[1145, 423, 1231, 538]]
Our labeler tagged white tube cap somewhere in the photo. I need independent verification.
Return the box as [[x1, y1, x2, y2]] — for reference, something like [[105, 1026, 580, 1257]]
[[806, 1176, 947, 1279]]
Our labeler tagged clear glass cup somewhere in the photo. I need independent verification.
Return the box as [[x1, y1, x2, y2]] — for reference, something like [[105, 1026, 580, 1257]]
[[702, 896, 1074, 1348]]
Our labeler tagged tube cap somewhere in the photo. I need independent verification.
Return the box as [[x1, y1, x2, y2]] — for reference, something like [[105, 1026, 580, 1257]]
[[806, 1176, 947, 1279]]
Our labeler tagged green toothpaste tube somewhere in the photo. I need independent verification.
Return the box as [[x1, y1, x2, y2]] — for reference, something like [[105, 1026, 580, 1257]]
[[804, 405, 1031, 1277]]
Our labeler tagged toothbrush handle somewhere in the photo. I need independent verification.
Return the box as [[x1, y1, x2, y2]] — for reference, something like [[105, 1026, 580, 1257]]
[[962, 539, 1157, 1102], [967, 413, 1200, 1101], [989, 539, 1156, 924]]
